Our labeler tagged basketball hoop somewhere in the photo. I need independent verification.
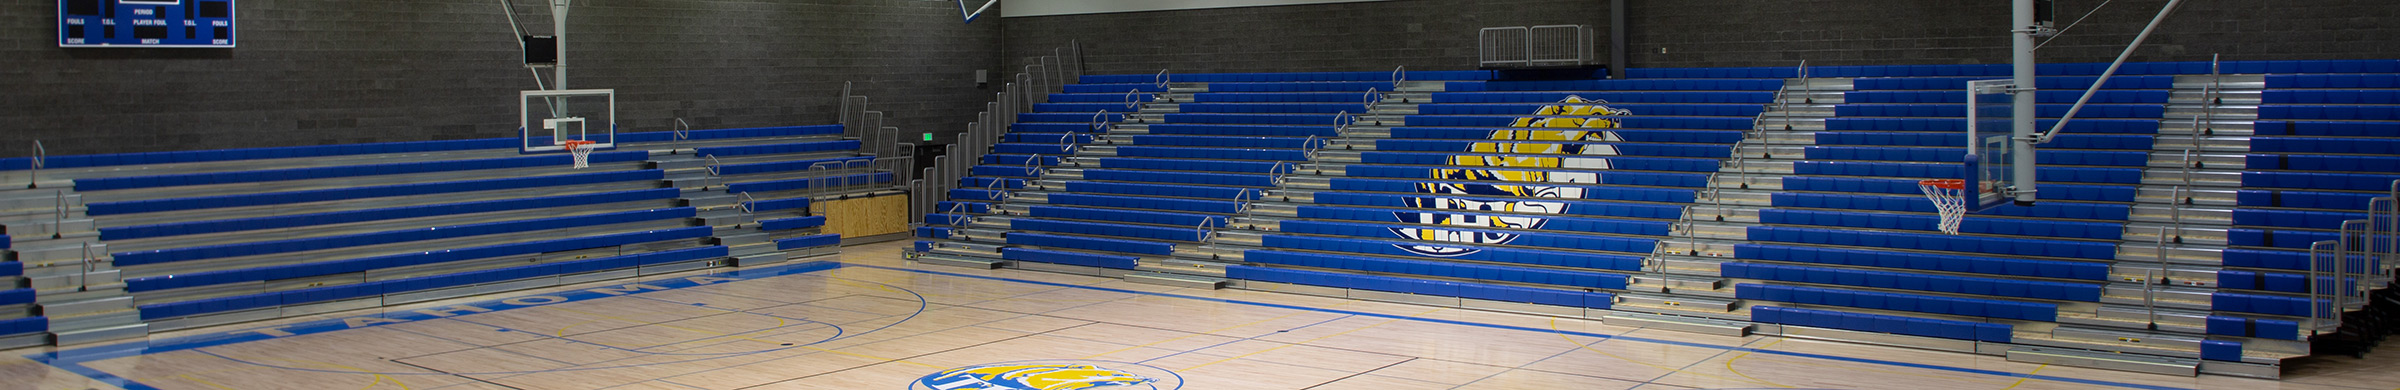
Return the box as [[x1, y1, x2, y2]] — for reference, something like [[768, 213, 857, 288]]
[[1919, 179, 1968, 235], [564, 140, 597, 169]]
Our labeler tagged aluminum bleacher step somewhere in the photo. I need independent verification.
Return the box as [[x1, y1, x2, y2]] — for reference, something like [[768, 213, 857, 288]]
[[2005, 347, 2198, 376], [651, 158, 709, 171], [730, 250, 788, 267], [695, 210, 752, 226], [39, 294, 131, 318], [1601, 312, 1752, 337], [916, 253, 1004, 269], [26, 268, 121, 292], [682, 194, 740, 209], [8, 239, 102, 264], [1122, 272, 1225, 289], [53, 321, 146, 346], [712, 232, 771, 247]]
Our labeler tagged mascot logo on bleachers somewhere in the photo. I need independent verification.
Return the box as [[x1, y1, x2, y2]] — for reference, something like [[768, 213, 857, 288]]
[[1393, 96, 1627, 257], [913, 360, 1181, 390]]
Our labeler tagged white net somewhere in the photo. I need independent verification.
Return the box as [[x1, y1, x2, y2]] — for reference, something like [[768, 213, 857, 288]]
[[1920, 180, 1967, 235], [567, 141, 594, 169]]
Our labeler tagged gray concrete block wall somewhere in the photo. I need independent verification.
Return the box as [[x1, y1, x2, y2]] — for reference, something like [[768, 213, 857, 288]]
[[1012, 0, 2398, 75], [1004, 0, 1609, 75], [0, 0, 1001, 157]]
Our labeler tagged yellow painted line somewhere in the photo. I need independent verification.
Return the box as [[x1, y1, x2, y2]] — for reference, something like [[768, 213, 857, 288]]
[[1180, 307, 1436, 371], [1722, 337, 1793, 388], [1546, 319, 1778, 387], [1997, 364, 2048, 390], [178, 374, 239, 390], [1081, 300, 1357, 360]]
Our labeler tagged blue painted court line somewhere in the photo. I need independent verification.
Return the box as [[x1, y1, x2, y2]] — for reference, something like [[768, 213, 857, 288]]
[[30, 261, 863, 390], [855, 265, 2198, 390]]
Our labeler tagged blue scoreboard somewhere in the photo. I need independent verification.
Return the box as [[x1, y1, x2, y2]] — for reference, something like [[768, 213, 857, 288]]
[[59, 0, 236, 48]]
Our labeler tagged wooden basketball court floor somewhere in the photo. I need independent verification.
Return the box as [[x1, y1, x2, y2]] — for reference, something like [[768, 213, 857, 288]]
[[2, 241, 2394, 390]]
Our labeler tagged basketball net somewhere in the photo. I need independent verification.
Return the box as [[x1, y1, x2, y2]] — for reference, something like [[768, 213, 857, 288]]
[[564, 140, 597, 169], [1919, 179, 1967, 235]]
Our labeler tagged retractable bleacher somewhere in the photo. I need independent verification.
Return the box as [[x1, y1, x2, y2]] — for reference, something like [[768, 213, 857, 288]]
[[918, 60, 2400, 378], [0, 125, 861, 345]]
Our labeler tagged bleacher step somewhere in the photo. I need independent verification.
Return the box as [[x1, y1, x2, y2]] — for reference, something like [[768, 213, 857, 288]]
[[47, 308, 141, 334], [713, 232, 772, 247], [2, 219, 97, 240], [730, 251, 788, 267], [8, 239, 103, 263], [915, 254, 1004, 269], [26, 269, 121, 291], [695, 210, 752, 226], [1122, 272, 1226, 289], [2004, 347, 2197, 377], [39, 295, 132, 317], [1601, 313, 1752, 337], [651, 159, 709, 170], [52, 321, 147, 346]]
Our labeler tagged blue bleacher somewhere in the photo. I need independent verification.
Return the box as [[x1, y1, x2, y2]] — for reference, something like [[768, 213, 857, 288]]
[[112, 207, 696, 266], [100, 188, 681, 240], [1390, 127, 1747, 144], [1431, 91, 1777, 104], [1176, 103, 1370, 114], [1115, 146, 1309, 161], [1295, 205, 1674, 236], [1417, 104, 1765, 117], [1208, 82, 1396, 93], [1083, 169, 1276, 187], [1762, 209, 2122, 240], [1324, 177, 1696, 203], [1143, 124, 1339, 137], [1774, 192, 2131, 220], [1127, 135, 1326, 149], [1751, 306, 2012, 343], [1834, 104, 2165, 119], [1805, 147, 2148, 167], [1006, 232, 1175, 255], [2243, 154, 2400, 172], [1278, 219, 1656, 254], [1314, 192, 1683, 220], [1049, 193, 1242, 214], [775, 234, 843, 251], [1225, 265, 1614, 309], [1825, 118, 2161, 134], [1850, 76, 2174, 91], [1782, 176, 2134, 202], [1737, 284, 2058, 321], [1817, 132, 2153, 150], [138, 246, 731, 320], [723, 172, 893, 193], [1002, 248, 1138, 270], [1723, 262, 2102, 302], [2250, 138, 2400, 155], [1747, 226, 2118, 260], [2251, 121, 2400, 137], [759, 216, 827, 231], [1341, 165, 1707, 188], [0, 316, 44, 337], [1791, 161, 2141, 184], [1358, 153, 1719, 173], [1845, 90, 2170, 104], [125, 226, 716, 292], [1245, 250, 1633, 289], [2258, 106, 2400, 121], [1735, 244, 2110, 281], [1258, 235, 1643, 274], [1063, 181, 1263, 200], [1405, 116, 1756, 130], [2261, 90, 2400, 104], [1013, 218, 1206, 242], [87, 170, 665, 216], [1194, 92, 1381, 103], [73, 152, 648, 192], [1447, 79, 1784, 92], [2242, 171, 2400, 191], [2205, 315, 2303, 341], [2236, 190, 2385, 210], [1375, 139, 1732, 158], [1028, 206, 1226, 228]]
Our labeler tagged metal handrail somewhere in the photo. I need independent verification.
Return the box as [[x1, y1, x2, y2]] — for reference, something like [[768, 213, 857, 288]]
[[1333, 111, 1356, 137], [2310, 240, 2334, 332], [1091, 110, 1113, 131], [53, 190, 67, 238], [1194, 218, 1214, 244], [674, 118, 691, 141], [1390, 66, 1406, 93], [1125, 90, 1143, 110], [736, 192, 759, 215], [1155, 69, 1171, 89], [1301, 135, 1324, 161], [702, 155, 726, 189], [1362, 87, 1383, 112], [1059, 131, 1080, 158], [29, 140, 44, 188]]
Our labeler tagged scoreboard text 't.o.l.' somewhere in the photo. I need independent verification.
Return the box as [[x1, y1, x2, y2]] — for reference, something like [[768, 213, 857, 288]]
[[60, 0, 236, 48]]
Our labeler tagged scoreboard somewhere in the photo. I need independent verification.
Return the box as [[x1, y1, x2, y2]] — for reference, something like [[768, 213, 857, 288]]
[[59, 0, 236, 48]]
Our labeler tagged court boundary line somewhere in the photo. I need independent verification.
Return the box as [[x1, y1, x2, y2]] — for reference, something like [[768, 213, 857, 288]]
[[851, 264, 2198, 390], [24, 260, 2198, 390]]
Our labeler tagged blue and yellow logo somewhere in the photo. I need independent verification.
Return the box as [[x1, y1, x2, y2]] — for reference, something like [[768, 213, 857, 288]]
[[912, 360, 1182, 390], [1393, 96, 1629, 256]]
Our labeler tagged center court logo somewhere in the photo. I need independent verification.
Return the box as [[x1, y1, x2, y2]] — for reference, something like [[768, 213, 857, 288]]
[[1393, 96, 1629, 256], [911, 360, 1183, 390]]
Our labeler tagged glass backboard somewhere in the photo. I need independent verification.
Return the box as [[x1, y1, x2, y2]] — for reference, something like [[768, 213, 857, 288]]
[[1963, 80, 2015, 212], [521, 89, 617, 153]]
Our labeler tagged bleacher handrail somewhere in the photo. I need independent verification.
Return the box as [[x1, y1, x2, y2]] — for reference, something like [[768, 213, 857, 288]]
[[674, 118, 691, 142], [1155, 69, 1171, 89], [1090, 110, 1113, 133], [1362, 87, 1384, 112], [1124, 90, 1143, 110], [736, 191, 758, 215], [1390, 66, 1406, 92], [27, 140, 43, 188]]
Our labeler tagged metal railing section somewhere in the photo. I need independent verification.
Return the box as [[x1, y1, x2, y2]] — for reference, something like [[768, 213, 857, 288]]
[[1478, 25, 1596, 68], [673, 118, 691, 142], [28, 140, 45, 188]]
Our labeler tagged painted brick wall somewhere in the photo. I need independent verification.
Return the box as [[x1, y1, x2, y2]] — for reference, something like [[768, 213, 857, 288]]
[[1004, 0, 1609, 75], [0, 0, 1001, 157]]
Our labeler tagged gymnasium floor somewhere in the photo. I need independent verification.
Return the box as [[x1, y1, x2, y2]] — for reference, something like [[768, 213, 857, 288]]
[[3, 241, 2393, 390]]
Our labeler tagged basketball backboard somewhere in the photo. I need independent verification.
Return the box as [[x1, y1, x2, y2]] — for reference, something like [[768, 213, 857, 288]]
[[521, 89, 616, 153], [1962, 80, 2017, 212]]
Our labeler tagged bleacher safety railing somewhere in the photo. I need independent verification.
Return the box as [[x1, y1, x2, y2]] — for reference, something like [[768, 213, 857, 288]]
[[673, 118, 691, 142], [1389, 66, 1406, 94], [27, 140, 44, 189], [1477, 25, 1594, 68], [2306, 180, 2398, 335], [914, 42, 1083, 223]]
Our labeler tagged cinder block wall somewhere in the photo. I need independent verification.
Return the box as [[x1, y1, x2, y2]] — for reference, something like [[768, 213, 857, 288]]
[[1009, 0, 2400, 73], [0, 0, 1002, 156]]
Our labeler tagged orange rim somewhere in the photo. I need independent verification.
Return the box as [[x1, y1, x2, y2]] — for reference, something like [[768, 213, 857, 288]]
[[563, 140, 597, 150], [1919, 179, 1966, 190]]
